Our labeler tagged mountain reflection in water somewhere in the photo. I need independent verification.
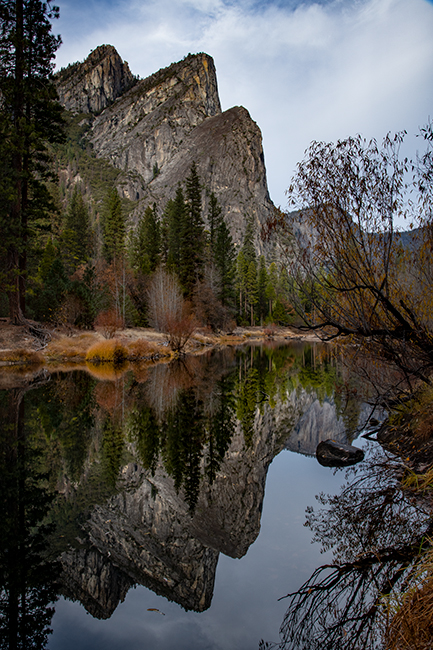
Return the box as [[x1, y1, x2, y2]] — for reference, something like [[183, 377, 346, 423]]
[[0, 342, 374, 648]]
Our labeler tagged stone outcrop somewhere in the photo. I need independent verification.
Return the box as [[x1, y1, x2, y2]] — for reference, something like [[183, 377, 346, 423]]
[[55, 47, 275, 252], [147, 105, 274, 254], [88, 52, 221, 183], [55, 44, 136, 114], [60, 547, 133, 619]]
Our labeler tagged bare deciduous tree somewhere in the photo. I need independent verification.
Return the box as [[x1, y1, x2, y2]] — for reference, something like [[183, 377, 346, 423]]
[[265, 130, 433, 391], [147, 268, 197, 352], [147, 267, 183, 332]]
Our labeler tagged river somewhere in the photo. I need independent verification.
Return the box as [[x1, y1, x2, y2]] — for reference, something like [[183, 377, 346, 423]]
[[2, 341, 421, 650]]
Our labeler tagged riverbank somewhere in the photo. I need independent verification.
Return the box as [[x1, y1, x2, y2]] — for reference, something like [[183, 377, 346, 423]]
[[0, 319, 321, 385]]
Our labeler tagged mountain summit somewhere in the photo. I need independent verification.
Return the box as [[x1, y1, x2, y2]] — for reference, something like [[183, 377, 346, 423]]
[[55, 46, 275, 251]]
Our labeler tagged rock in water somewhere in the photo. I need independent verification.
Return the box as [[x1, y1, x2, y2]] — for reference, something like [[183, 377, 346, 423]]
[[316, 439, 365, 467]]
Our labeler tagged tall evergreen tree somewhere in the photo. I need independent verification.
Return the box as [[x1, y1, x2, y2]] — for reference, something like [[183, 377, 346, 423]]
[[257, 255, 268, 324], [180, 162, 205, 297], [236, 218, 257, 321], [236, 250, 248, 321], [207, 191, 222, 251], [266, 262, 279, 318], [37, 237, 56, 282], [0, 0, 64, 322], [204, 191, 236, 309], [63, 184, 91, 272], [103, 188, 125, 263], [241, 216, 257, 265], [163, 186, 185, 272], [246, 260, 258, 325], [130, 204, 160, 275], [214, 213, 236, 308]]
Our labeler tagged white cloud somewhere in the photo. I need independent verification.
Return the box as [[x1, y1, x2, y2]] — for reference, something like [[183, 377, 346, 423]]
[[54, 0, 433, 209]]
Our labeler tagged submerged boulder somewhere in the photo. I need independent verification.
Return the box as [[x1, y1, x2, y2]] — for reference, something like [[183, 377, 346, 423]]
[[316, 439, 365, 467]]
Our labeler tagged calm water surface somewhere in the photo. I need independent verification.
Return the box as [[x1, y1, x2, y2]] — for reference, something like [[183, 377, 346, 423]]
[[0, 342, 377, 649]]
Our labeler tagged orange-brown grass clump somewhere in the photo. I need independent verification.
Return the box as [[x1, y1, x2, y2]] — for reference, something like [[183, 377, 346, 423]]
[[126, 339, 162, 361], [0, 348, 44, 365], [385, 560, 433, 650], [85, 339, 127, 365], [45, 333, 96, 361]]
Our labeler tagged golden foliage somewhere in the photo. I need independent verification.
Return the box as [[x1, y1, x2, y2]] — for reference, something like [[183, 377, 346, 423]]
[[85, 339, 127, 364], [0, 348, 43, 364], [384, 548, 433, 650], [45, 333, 96, 360]]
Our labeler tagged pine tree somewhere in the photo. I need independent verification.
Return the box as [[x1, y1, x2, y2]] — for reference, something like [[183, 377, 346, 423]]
[[236, 218, 257, 322], [246, 260, 258, 325], [241, 216, 257, 265], [266, 262, 279, 319], [257, 255, 268, 324], [206, 192, 236, 309], [103, 188, 125, 263], [130, 204, 160, 275], [180, 162, 205, 297], [236, 250, 248, 321], [214, 214, 236, 308], [63, 185, 91, 271], [0, 0, 64, 322], [208, 191, 222, 251], [163, 186, 185, 272], [37, 238, 56, 282], [37, 257, 70, 322]]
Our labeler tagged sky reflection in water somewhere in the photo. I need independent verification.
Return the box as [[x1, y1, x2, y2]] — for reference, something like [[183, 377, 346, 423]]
[[49, 453, 347, 650]]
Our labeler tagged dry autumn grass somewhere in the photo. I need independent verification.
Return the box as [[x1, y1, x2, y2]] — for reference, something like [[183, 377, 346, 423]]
[[45, 333, 97, 361], [384, 549, 433, 650], [85, 338, 170, 364], [0, 348, 44, 364], [126, 338, 165, 360], [85, 339, 128, 364]]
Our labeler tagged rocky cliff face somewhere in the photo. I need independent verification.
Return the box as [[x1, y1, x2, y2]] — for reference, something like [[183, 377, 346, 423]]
[[55, 44, 136, 114], [56, 47, 274, 252]]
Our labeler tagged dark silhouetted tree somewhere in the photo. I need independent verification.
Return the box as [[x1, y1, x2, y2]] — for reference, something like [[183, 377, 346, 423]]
[[0, 0, 64, 322]]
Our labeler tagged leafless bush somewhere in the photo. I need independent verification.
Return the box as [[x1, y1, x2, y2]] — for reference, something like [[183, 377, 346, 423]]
[[94, 308, 124, 339], [165, 306, 198, 353]]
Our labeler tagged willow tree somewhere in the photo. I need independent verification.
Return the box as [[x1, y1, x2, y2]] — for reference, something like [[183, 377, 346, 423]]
[[0, 0, 64, 323]]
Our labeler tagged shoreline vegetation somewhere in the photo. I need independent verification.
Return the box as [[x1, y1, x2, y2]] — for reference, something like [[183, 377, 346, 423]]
[[0, 320, 320, 376]]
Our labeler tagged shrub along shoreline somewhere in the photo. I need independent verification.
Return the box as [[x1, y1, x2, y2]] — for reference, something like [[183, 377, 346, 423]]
[[0, 323, 318, 369]]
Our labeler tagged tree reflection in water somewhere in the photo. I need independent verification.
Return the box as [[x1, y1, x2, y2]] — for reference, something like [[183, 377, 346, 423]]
[[0, 341, 368, 643], [260, 447, 433, 650], [0, 383, 59, 650]]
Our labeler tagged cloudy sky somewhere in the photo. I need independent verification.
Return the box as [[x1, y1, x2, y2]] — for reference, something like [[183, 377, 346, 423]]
[[53, 0, 433, 210]]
